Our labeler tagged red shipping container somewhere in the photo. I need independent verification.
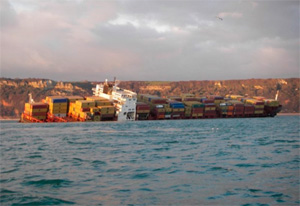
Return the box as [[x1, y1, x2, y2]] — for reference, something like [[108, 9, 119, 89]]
[[183, 97, 198, 101], [204, 110, 216, 115], [234, 111, 244, 115], [29, 103, 48, 109], [202, 99, 214, 103], [228, 106, 234, 111], [136, 102, 150, 110], [192, 108, 204, 113], [80, 108, 90, 112], [152, 99, 167, 104], [24, 111, 47, 116], [207, 95, 224, 100], [227, 111, 234, 115], [136, 105, 150, 110]]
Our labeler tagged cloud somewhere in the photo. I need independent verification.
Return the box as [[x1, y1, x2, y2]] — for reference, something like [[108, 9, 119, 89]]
[[218, 12, 243, 18], [0, 0, 299, 81]]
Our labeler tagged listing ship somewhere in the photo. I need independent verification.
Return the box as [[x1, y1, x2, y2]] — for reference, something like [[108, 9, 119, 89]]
[[20, 79, 282, 123]]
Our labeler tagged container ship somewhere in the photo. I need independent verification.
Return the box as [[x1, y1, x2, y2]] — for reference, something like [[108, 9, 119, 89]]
[[20, 79, 282, 123]]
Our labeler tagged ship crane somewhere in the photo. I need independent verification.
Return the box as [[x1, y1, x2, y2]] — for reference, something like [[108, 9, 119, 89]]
[[28, 93, 35, 103], [275, 82, 282, 101]]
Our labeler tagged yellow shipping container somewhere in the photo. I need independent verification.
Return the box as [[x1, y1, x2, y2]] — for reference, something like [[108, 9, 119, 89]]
[[25, 103, 31, 110], [49, 109, 67, 114], [75, 100, 96, 108], [254, 110, 264, 114], [93, 115, 101, 121], [95, 101, 112, 106], [229, 95, 244, 100], [90, 107, 100, 113], [48, 102, 68, 107], [49, 106, 68, 111], [205, 107, 215, 111], [67, 96, 84, 103], [164, 104, 170, 108], [264, 99, 279, 107], [254, 105, 264, 109], [100, 110, 114, 115], [49, 105, 68, 110], [136, 110, 150, 114], [72, 111, 79, 118], [185, 107, 192, 112], [173, 108, 184, 112], [98, 106, 115, 114], [165, 108, 172, 113], [156, 108, 165, 113], [214, 100, 225, 105], [68, 105, 75, 113], [79, 112, 91, 119]]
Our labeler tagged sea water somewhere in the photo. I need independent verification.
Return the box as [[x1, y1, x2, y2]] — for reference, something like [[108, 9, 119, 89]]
[[0, 116, 299, 205]]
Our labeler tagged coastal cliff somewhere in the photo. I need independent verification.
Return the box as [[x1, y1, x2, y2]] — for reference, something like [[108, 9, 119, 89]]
[[0, 78, 299, 119]]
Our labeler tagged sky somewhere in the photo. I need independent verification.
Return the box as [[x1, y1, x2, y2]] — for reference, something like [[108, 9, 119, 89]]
[[0, 0, 299, 81]]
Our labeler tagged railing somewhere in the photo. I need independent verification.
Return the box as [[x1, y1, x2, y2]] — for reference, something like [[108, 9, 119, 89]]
[[21, 113, 44, 123], [47, 113, 67, 122]]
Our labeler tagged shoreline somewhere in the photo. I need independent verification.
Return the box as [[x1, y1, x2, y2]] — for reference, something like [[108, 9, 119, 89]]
[[1, 113, 299, 121], [277, 113, 300, 116]]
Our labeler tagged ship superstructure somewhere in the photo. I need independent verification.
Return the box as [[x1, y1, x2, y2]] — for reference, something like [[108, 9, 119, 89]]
[[92, 79, 137, 121]]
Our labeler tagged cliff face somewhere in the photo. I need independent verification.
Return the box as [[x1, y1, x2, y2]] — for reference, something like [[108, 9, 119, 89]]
[[0, 78, 94, 119], [119, 78, 299, 113], [0, 78, 299, 119]]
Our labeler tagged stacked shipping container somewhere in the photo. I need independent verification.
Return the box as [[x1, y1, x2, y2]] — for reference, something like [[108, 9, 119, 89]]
[[24, 102, 48, 121], [46, 96, 68, 117], [21, 93, 281, 123], [244, 99, 265, 115], [138, 94, 167, 119], [136, 102, 150, 120], [183, 101, 205, 118], [168, 101, 185, 119]]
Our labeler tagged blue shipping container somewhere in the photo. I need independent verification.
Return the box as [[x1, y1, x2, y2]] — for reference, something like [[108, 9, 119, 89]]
[[52, 98, 68, 103]]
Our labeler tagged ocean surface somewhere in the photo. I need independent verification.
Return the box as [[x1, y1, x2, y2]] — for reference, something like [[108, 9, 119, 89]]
[[0, 116, 299, 206]]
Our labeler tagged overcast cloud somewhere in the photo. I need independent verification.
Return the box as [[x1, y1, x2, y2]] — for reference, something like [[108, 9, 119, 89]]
[[0, 0, 299, 81]]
